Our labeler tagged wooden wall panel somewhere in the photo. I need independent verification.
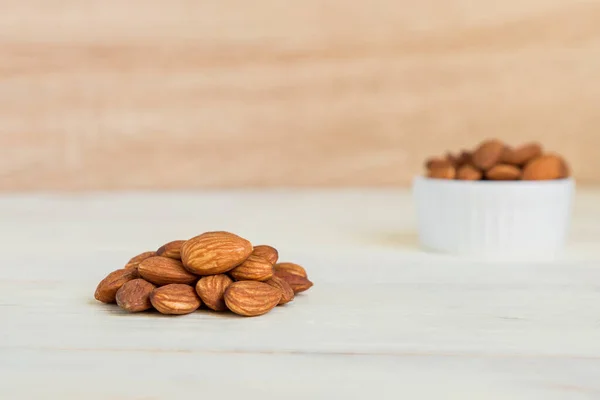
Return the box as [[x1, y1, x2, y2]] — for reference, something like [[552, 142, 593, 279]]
[[1, 0, 600, 190]]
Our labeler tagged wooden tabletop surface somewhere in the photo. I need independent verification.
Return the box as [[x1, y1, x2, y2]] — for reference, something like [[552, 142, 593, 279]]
[[1, 189, 599, 399]]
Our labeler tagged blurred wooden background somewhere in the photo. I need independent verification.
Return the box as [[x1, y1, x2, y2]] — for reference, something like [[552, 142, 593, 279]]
[[1, 0, 600, 191]]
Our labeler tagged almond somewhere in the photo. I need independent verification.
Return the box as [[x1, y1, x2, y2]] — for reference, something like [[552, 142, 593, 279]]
[[472, 139, 504, 170], [486, 164, 522, 180], [274, 270, 313, 294], [181, 231, 253, 275], [115, 279, 155, 312], [124, 251, 157, 269], [456, 165, 482, 181], [560, 159, 570, 178], [195, 274, 233, 311], [500, 143, 542, 166], [425, 158, 453, 170], [445, 152, 458, 167], [156, 240, 185, 260], [150, 284, 201, 315], [94, 268, 139, 303], [455, 150, 472, 167], [427, 164, 456, 179], [522, 154, 568, 180], [138, 256, 198, 286], [274, 262, 307, 278], [252, 245, 279, 264], [265, 276, 294, 305], [224, 281, 281, 317], [230, 254, 274, 282]]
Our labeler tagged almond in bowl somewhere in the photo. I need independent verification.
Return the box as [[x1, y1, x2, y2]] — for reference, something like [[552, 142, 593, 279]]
[[414, 139, 574, 259], [424, 140, 570, 182]]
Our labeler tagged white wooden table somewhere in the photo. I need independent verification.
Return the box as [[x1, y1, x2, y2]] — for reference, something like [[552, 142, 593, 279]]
[[1, 190, 600, 399]]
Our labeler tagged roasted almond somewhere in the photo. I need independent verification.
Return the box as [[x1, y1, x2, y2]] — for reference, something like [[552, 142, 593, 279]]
[[472, 139, 504, 170], [445, 152, 458, 167], [427, 165, 456, 179], [455, 150, 472, 167], [150, 284, 201, 315], [156, 240, 185, 260], [115, 279, 155, 312], [486, 164, 522, 180], [124, 251, 157, 269], [252, 245, 279, 264], [195, 274, 233, 311], [230, 254, 274, 282], [425, 158, 453, 170], [456, 165, 482, 181], [560, 159, 570, 178], [274, 270, 313, 294], [181, 231, 253, 275], [138, 256, 198, 286], [522, 154, 568, 180], [94, 268, 139, 303], [274, 262, 307, 278], [500, 143, 542, 166], [266, 276, 294, 305], [224, 281, 281, 317]]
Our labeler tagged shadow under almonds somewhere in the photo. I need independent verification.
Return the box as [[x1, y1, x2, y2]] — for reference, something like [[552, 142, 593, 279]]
[[92, 299, 250, 319]]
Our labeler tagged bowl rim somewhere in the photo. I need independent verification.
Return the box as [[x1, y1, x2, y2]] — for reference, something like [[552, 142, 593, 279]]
[[413, 175, 574, 187]]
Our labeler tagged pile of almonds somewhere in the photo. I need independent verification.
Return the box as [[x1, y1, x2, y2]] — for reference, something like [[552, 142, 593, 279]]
[[425, 140, 570, 181], [94, 231, 313, 317]]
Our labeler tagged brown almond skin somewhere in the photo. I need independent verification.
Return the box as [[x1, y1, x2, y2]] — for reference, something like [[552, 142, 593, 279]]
[[472, 139, 504, 170], [522, 154, 568, 180], [224, 281, 281, 317], [425, 158, 453, 170], [115, 279, 155, 312], [455, 151, 472, 167], [181, 231, 253, 275], [560, 159, 570, 178], [124, 251, 157, 269], [445, 152, 458, 167], [456, 165, 482, 181], [266, 276, 294, 305], [230, 254, 274, 282], [274, 271, 313, 294], [486, 164, 522, 180], [156, 240, 185, 260], [138, 256, 198, 286], [94, 268, 139, 303], [500, 143, 542, 166], [252, 245, 279, 265], [427, 165, 456, 179], [150, 284, 201, 315], [195, 274, 233, 311], [274, 262, 307, 278]]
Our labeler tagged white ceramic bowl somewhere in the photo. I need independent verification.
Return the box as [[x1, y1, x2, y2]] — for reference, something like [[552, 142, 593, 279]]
[[413, 176, 575, 259]]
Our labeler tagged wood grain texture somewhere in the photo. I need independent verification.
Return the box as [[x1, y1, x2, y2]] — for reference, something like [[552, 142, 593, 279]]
[[1, 190, 600, 399], [1, 0, 600, 190]]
